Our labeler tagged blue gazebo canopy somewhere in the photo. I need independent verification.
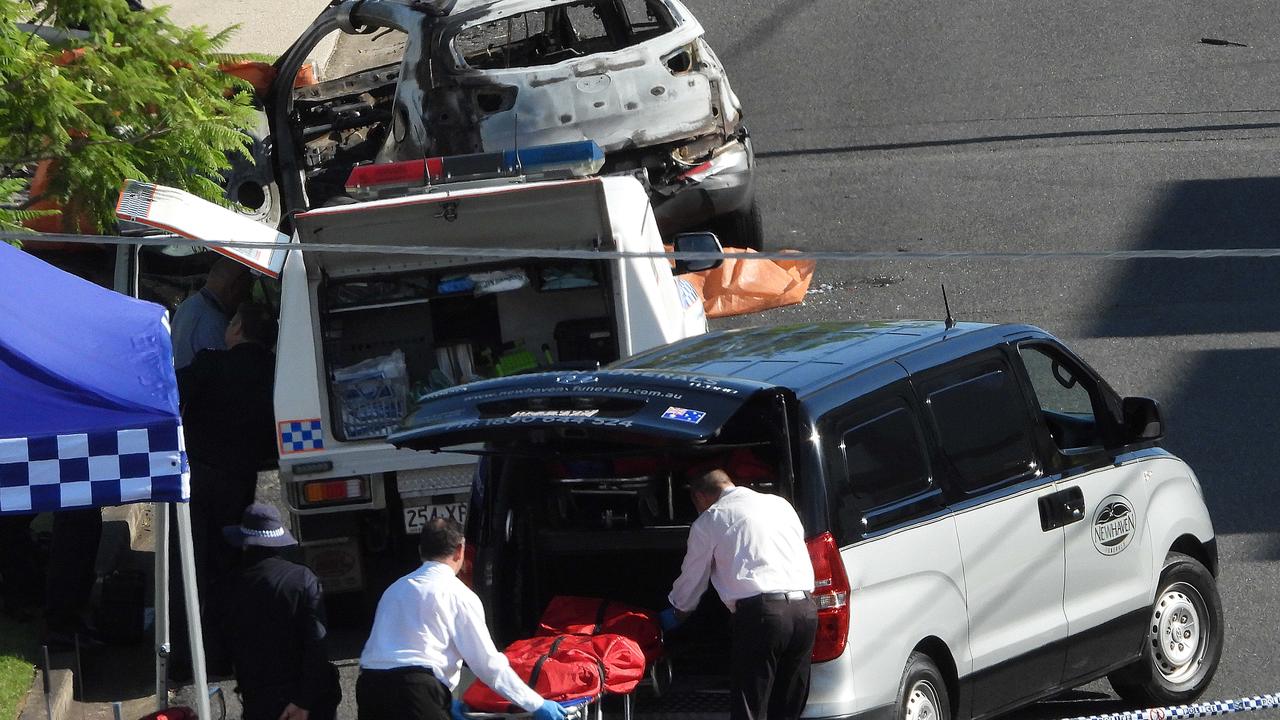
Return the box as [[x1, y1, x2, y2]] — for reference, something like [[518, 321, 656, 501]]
[[0, 242, 188, 514]]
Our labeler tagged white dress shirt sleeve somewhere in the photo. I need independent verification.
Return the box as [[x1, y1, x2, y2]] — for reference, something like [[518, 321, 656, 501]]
[[453, 591, 546, 713], [668, 515, 715, 613]]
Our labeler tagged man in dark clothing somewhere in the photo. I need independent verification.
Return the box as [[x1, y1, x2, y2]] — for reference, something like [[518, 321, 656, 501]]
[[212, 503, 339, 720], [177, 301, 279, 578], [170, 302, 279, 681], [44, 509, 102, 644], [171, 257, 252, 370], [0, 514, 44, 618]]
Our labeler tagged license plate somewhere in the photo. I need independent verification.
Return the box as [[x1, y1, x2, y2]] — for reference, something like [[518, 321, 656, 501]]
[[403, 502, 467, 534]]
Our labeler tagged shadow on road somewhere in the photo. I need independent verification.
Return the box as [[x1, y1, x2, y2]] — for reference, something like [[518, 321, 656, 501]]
[[1149, 347, 1280, 541], [1083, 177, 1280, 539], [1090, 177, 1280, 337], [1015, 689, 1128, 720]]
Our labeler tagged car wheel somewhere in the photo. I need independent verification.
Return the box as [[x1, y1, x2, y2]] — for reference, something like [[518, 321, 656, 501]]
[[711, 199, 764, 251], [896, 651, 950, 720], [1108, 552, 1224, 705]]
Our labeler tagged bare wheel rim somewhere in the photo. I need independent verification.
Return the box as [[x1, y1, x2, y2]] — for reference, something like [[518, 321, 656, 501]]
[[1149, 581, 1210, 685], [905, 679, 941, 720]]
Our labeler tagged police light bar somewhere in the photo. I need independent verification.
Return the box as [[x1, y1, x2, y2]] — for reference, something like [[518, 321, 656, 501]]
[[345, 140, 606, 197]]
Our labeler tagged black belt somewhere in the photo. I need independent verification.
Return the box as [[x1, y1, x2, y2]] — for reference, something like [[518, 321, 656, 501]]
[[361, 666, 440, 678], [740, 590, 811, 605]]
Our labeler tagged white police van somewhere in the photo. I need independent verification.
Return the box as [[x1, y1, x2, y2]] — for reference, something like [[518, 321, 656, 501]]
[[272, 141, 718, 598], [390, 321, 1222, 720]]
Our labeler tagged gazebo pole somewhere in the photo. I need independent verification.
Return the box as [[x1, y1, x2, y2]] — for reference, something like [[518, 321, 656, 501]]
[[153, 502, 170, 710], [174, 503, 212, 720]]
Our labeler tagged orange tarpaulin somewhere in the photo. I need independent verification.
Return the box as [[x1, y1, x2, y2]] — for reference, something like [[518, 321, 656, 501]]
[[681, 248, 816, 318]]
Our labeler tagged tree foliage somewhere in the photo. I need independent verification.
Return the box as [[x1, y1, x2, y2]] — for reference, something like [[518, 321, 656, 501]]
[[0, 0, 257, 235]]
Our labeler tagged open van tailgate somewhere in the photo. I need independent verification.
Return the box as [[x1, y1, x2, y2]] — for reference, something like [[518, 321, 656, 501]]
[[388, 370, 779, 449], [293, 177, 611, 276]]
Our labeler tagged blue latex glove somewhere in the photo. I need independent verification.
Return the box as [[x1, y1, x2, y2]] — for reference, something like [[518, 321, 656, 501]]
[[658, 607, 680, 632], [450, 699, 468, 720], [532, 700, 569, 720]]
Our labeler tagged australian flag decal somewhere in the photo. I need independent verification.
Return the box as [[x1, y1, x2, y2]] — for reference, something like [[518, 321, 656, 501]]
[[661, 406, 706, 424]]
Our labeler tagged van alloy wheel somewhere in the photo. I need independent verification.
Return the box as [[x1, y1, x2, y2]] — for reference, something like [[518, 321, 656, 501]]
[[1150, 581, 1209, 684], [906, 679, 941, 720]]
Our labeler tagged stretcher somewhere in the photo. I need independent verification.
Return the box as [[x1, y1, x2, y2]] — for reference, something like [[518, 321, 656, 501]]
[[462, 596, 671, 720], [462, 645, 674, 720], [462, 696, 596, 720]]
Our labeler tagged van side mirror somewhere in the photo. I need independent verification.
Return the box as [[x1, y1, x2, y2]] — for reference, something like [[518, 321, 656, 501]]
[[1122, 396, 1163, 442], [672, 232, 724, 275]]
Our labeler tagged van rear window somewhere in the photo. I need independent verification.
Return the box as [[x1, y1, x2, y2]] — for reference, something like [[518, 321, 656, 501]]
[[454, 0, 676, 70]]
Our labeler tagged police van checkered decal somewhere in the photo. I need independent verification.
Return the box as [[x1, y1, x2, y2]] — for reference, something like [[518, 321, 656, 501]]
[[279, 419, 324, 454], [0, 423, 189, 514]]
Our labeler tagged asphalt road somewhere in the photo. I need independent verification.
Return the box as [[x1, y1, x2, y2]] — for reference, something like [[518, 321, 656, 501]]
[[272, 3, 1280, 718], [677, 0, 1280, 713]]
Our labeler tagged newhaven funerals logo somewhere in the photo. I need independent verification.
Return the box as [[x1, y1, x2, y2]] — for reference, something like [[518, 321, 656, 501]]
[[1092, 495, 1137, 555]]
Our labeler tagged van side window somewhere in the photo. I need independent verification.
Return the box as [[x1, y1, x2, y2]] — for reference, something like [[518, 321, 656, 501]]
[[1019, 344, 1102, 452], [927, 366, 1037, 492], [840, 407, 930, 508], [829, 397, 934, 543]]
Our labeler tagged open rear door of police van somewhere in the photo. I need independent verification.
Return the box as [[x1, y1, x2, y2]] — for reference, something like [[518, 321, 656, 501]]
[[291, 177, 613, 276], [388, 370, 790, 451]]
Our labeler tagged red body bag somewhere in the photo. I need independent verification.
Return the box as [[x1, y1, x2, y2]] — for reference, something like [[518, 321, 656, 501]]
[[536, 596, 663, 663], [461, 634, 645, 712]]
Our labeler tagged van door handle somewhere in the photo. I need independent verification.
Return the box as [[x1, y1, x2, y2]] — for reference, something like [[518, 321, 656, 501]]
[[1059, 487, 1086, 526], [1038, 487, 1086, 531]]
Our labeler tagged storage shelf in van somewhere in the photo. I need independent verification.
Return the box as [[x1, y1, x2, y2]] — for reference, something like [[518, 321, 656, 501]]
[[328, 297, 433, 314], [538, 528, 689, 552]]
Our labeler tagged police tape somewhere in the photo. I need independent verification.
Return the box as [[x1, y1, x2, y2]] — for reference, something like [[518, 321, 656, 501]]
[[1062, 694, 1280, 720], [10, 230, 1280, 262]]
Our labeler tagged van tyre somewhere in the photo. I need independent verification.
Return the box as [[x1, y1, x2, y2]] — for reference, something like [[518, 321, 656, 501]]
[[712, 199, 764, 251], [1108, 552, 1224, 705], [896, 652, 950, 720]]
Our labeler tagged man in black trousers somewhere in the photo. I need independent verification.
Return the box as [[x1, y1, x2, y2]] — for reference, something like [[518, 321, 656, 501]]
[[660, 467, 819, 720]]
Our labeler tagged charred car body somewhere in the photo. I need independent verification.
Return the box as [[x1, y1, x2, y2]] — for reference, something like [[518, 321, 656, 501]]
[[262, 0, 760, 246]]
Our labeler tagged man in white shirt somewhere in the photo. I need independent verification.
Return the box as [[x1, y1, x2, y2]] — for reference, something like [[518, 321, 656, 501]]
[[661, 468, 818, 720], [357, 518, 569, 720]]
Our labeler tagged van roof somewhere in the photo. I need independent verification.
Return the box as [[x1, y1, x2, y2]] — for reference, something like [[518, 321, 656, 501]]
[[614, 320, 1037, 396], [389, 320, 1051, 452]]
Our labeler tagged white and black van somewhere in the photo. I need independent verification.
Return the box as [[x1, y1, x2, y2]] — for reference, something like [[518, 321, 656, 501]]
[[390, 321, 1223, 720]]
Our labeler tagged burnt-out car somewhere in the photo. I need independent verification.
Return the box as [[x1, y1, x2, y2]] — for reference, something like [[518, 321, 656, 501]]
[[255, 0, 761, 247]]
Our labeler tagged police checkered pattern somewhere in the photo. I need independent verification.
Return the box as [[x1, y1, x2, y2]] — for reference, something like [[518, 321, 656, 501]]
[[279, 419, 324, 453], [1063, 694, 1280, 720], [0, 422, 189, 514]]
